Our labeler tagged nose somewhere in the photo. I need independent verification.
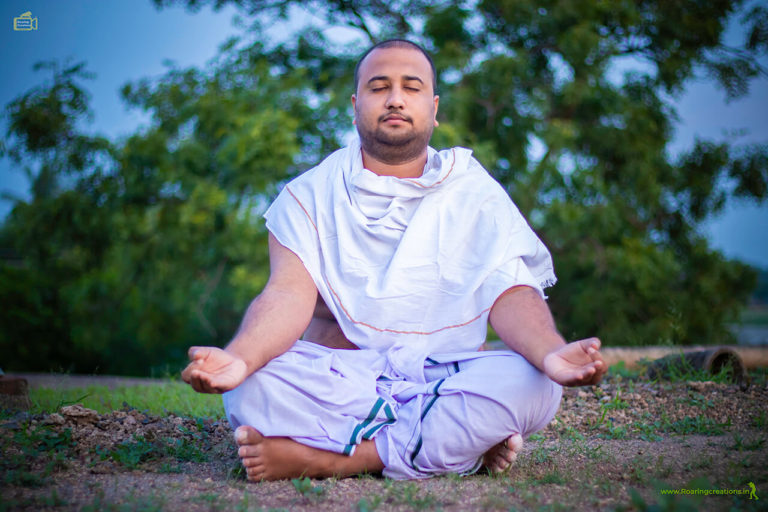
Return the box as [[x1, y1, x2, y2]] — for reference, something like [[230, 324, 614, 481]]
[[385, 86, 405, 109]]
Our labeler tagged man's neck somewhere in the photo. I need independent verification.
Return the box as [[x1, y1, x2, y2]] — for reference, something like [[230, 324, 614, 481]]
[[361, 149, 429, 179]]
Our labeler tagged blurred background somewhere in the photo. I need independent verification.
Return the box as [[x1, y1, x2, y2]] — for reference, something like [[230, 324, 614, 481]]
[[1, 0, 766, 376]]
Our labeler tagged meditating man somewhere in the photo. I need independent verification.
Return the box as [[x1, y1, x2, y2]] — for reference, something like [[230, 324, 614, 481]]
[[182, 39, 606, 481]]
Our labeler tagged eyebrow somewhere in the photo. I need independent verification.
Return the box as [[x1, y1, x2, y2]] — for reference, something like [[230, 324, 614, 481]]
[[367, 75, 425, 85]]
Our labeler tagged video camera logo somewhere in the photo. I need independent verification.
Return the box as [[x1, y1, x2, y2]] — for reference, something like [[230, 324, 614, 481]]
[[13, 11, 38, 31]]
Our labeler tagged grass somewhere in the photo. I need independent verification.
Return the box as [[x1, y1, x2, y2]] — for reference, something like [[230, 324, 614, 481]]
[[4, 366, 767, 511], [93, 434, 208, 470], [609, 355, 754, 385], [80, 488, 167, 512], [291, 476, 325, 499], [731, 433, 766, 452], [660, 415, 731, 436], [28, 380, 225, 418], [1, 424, 75, 487]]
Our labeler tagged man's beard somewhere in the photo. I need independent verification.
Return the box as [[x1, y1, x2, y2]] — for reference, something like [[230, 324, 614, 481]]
[[356, 111, 434, 165]]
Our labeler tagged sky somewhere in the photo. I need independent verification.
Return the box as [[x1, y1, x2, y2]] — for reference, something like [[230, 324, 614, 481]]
[[1, 0, 767, 268]]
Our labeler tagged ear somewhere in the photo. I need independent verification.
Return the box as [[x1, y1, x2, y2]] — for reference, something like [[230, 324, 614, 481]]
[[433, 95, 440, 127], [351, 94, 357, 125]]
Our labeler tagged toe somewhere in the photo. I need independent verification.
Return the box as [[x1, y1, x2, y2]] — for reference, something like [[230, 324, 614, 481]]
[[238, 444, 262, 458], [246, 467, 263, 482], [508, 434, 523, 452], [494, 454, 510, 471], [498, 447, 515, 464], [240, 456, 261, 468], [235, 425, 264, 447]]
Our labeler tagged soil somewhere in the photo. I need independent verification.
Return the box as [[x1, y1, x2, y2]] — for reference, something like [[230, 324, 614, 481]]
[[2, 376, 766, 511]]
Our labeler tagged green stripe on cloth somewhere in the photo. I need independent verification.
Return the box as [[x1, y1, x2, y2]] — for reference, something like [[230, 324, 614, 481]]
[[346, 397, 386, 453], [362, 417, 395, 440], [409, 378, 446, 470]]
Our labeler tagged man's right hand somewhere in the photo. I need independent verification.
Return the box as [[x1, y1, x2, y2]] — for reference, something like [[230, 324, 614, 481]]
[[181, 346, 249, 394]]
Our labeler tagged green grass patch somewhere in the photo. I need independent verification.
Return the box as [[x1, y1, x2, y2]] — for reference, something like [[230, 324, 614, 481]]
[[28, 380, 225, 418], [679, 392, 714, 410], [608, 360, 645, 379], [1, 425, 75, 487], [95, 433, 210, 470], [101, 436, 160, 469], [392, 482, 439, 509], [660, 416, 730, 436], [731, 433, 765, 452], [532, 470, 568, 485], [291, 476, 325, 499]]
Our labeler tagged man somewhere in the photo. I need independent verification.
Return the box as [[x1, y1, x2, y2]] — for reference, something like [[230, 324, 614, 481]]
[[182, 39, 606, 481]]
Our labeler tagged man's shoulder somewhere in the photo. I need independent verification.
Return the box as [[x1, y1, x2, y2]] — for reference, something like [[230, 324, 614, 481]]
[[439, 148, 508, 194]]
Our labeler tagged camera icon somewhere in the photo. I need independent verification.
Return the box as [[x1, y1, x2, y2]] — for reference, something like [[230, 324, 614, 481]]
[[13, 11, 38, 31]]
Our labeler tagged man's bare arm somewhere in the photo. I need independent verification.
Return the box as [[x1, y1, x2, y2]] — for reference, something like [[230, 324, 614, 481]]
[[182, 233, 317, 393], [489, 285, 605, 386], [227, 233, 318, 372]]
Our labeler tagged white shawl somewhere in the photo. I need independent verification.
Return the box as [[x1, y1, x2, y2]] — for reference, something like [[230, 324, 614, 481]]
[[264, 137, 556, 381]]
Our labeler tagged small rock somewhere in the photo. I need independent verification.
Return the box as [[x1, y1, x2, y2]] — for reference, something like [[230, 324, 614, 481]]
[[60, 404, 99, 424], [687, 381, 715, 391], [45, 413, 65, 425], [90, 462, 115, 474]]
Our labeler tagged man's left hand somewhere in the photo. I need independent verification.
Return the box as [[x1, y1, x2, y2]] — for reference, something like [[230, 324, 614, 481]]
[[542, 338, 606, 387]]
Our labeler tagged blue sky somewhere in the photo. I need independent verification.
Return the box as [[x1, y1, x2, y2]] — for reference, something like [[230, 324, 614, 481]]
[[1, 0, 767, 267]]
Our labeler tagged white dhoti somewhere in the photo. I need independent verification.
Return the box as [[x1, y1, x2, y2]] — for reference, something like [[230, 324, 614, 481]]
[[223, 341, 562, 480]]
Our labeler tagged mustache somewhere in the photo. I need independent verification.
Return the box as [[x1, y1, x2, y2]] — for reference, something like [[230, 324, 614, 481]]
[[379, 111, 412, 123]]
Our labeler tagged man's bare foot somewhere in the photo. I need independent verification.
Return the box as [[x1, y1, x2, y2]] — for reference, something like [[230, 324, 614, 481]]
[[235, 425, 384, 481], [483, 433, 523, 473]]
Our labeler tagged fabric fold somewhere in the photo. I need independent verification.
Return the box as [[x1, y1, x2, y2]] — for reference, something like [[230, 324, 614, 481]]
[[264, 136, 556, 381]]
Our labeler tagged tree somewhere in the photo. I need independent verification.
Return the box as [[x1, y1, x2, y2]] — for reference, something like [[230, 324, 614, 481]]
[[2, 0, 766, 374], [155, 0, 768, 346], [1, 52, 304, 373]]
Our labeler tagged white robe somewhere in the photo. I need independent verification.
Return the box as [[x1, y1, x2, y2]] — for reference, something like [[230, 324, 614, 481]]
[[224, 138, 561, 479], [263, 137, 556, 382]]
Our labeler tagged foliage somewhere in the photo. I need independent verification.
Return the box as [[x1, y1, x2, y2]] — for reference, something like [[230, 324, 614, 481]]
[[1, 53, 301, 373], [2, 0, 767, 374]]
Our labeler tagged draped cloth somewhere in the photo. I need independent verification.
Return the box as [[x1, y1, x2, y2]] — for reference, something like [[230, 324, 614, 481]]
[[225, 137, 562, 479], [264, 136, 557, 383]]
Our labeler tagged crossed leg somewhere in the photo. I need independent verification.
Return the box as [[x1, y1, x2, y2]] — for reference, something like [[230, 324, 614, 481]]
[[225, 347, 558, 481], [235, 425, 523, 482], [235, 426, 383, 481]]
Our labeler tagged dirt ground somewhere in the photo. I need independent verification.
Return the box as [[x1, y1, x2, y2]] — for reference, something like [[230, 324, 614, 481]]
[[2, 376, 767, 511]]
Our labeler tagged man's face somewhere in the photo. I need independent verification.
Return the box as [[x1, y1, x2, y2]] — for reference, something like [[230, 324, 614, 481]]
[[352, 47, 439, 165]]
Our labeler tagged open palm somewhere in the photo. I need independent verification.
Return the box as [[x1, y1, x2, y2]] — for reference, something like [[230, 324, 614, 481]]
[[181, 346, 249, 394], [542, 338, 605, 387]]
